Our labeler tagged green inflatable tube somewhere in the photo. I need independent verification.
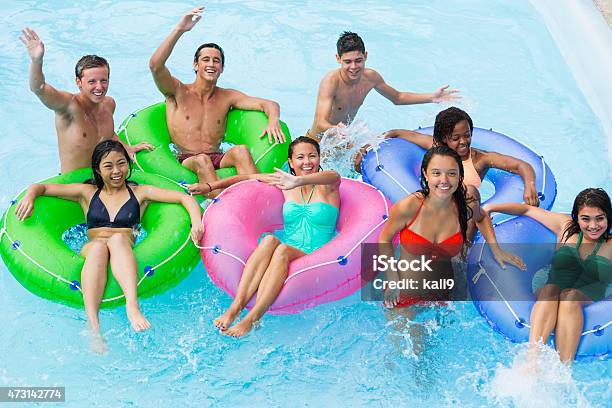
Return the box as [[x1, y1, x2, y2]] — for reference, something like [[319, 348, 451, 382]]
[[0, 168, 200, 309], [117, 102, 291, 185]]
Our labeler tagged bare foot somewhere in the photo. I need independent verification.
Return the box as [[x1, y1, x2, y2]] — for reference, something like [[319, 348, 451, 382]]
[[126, 303, 151, 332], [81, 327, 108, 355], [225, 318, 255, 337], [90, 332, 109, 355], [213, 307, 240, 331]]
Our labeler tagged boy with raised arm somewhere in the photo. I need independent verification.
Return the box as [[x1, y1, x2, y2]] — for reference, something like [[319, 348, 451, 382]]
[[307, 31, 460, 140], [20, 28, 152, 174], [149, 6, 285, 197]]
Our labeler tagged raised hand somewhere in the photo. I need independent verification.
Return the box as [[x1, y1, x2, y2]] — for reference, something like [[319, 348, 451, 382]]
[[176, 6, 204, 32], [264, 168, 301, 190], [20, 28, 44, 61], [431, 84, 461, 103]]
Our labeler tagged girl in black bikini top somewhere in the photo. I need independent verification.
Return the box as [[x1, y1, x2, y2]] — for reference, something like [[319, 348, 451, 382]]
[[86, 184, 140, 229]]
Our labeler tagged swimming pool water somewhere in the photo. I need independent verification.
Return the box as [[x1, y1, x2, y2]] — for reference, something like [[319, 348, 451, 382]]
[[0, 1, 610, 406]]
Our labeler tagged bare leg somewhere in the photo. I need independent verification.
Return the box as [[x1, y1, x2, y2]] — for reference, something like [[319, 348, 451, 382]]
[[80, 240, 110, 354], [385, 306, 425, 358], [106, 233, 150, 332], [80, 240, 109, 334], [556, 289, 591, 362], [182, 154, 220, 198], [226, 244, 305, 337], [528, 284, 561, 346], [219, 145, 258, 175], [214, 235, 280, 330]]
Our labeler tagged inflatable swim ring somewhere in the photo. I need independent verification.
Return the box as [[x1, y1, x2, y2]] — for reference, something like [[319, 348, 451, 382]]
[[0, 168, 200, 308], [361, 127, 557, 221], [117, 102, 292, 186], [200, 178, 391, 314], [467, 216, 610, 358]]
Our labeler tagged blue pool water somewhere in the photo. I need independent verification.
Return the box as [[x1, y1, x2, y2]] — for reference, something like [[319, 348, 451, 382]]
[[0, 1, 610, 406]]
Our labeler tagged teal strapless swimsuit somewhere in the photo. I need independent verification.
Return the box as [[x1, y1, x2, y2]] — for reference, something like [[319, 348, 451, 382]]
[[547, 232, 612, 301], [266, 185, 339, 254]]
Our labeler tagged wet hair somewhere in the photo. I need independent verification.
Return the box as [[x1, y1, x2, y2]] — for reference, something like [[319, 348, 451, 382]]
[[194, 43, 225, 68], [562, 188, 611, 242], [432, 107, 473, 147], [287, 136, 321, 176], [90, 140, 132, 189], [419, 146, 473, 249], [75, 55, 109, 79], [336, 31, 365, 56]]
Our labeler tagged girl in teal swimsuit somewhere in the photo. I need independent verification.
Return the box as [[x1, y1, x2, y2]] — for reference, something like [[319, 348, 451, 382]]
[[193, 137, 340, 337], [485, 188, 612, 362]]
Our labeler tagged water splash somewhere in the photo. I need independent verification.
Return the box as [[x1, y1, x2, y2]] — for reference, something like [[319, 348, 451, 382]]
[[62, 223, 148, 254], [319, 120, 385, 178], [483, 343, 592, 408]]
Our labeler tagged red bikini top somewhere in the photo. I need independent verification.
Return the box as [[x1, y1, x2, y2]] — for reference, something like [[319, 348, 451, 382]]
[[399, 199, 463, 259]]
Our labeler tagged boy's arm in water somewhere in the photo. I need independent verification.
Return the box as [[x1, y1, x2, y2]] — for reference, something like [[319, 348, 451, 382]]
[[482, 151, 539, 206], [20, 28, 73, 113], [385, 129, 434, 149], [149, 7, 203, 96], [370, 69, 460, 105]]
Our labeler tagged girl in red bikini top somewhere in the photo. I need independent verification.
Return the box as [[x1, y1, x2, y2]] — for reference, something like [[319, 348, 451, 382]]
[[378, 146, 525, 308], [400, 198, 464, 260]]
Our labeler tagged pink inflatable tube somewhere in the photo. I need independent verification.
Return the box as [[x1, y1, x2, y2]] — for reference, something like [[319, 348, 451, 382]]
[[200, 178, 391, 314]]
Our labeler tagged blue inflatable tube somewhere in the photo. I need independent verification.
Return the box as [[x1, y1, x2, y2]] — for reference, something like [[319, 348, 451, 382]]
[[466, 216, 610, 359], [361, 127, 557, 220]]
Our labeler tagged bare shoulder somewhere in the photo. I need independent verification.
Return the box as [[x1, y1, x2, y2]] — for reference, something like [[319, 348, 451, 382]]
[[220, 87, 250, 105], [103, 96, 116, 112], [320, 70, 340, 87], [129, 183, 159, 202], [395, 192, 423, 215], [600, 239, 612, 259], [222, 87, 243, 97], [80, 183, 98, 200], [364, 68, 383, 83], [321, 176, 341, 193], [471, 148, 489, 165]]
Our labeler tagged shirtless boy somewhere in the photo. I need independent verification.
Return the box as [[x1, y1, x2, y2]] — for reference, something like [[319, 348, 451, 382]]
[[308, 31, 460, 141], [20, 28, 152, 174], [149, 7, 285, 197], [386, 107, 540, 206]]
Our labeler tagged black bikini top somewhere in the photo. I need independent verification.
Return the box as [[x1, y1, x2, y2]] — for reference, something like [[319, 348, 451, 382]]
[[86, 184, 140, 229]]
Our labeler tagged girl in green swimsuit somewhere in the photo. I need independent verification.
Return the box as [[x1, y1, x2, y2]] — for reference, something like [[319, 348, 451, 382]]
[[484, 188, 612, 362], [190, 137, 341, 337]]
